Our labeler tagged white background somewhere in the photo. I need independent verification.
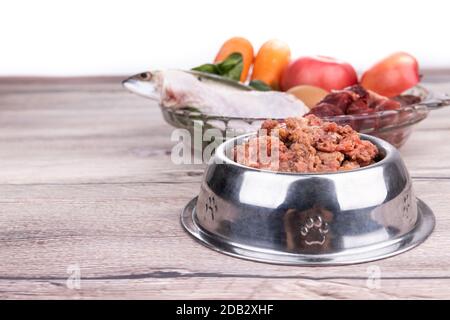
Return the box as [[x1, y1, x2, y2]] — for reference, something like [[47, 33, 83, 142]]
[[0, 0, 449, 76]]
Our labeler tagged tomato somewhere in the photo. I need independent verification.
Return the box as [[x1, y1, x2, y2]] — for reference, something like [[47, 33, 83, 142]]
[[361, 52, 419, 97]]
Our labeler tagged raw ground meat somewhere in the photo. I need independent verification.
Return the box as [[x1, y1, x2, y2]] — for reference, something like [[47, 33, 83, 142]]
[[233, 115, 379, 173]]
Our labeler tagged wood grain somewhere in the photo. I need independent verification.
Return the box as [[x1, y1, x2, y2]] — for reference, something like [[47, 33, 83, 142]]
[[0, 78, 449, 299]]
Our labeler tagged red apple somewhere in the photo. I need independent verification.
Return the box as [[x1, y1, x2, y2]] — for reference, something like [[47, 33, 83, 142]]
[[280, 56, 358, 92], [361, 52, 419, 98]]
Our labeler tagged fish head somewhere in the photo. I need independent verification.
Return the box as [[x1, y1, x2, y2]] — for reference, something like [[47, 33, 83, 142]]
[[122, 71, 159, 100]]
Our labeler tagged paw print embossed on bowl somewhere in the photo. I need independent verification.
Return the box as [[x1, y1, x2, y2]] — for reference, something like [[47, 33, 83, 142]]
[[300, 216, 329, 246]]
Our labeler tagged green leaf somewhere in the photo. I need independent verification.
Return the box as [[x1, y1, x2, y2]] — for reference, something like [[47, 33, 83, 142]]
[[191, 63, 220, 75], [215, 53, 243, 81], [249, 80, 272, 91], [191, 52, 243, 82]]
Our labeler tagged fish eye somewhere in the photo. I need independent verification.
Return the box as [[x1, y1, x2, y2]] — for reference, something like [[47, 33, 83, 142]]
[[140, 72, 150, 79]]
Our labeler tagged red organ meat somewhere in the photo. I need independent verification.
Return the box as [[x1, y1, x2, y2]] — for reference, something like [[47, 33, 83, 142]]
[[307, 85, 401, 117]]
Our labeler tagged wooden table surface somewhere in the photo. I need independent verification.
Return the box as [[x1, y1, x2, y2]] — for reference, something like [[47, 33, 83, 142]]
[[1, 77, 449, 299]]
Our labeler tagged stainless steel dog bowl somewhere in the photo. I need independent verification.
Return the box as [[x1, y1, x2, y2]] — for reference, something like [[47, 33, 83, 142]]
[[181, 133, 435, 265]]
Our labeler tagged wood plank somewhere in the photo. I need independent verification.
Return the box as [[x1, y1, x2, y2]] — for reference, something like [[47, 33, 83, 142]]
[[0, 179, 448, 299], [1, 277, 450, 300], [0, 78, 450, 299], [0, 81, 450, 185], [0, 88, 205, 184]]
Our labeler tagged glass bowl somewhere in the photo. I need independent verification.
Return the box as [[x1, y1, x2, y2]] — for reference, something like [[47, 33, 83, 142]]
[[160, 85, 447, 149]]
